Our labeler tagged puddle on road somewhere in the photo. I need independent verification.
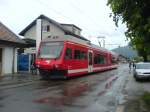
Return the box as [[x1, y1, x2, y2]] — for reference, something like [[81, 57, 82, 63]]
[[34, 81, 90, 107]]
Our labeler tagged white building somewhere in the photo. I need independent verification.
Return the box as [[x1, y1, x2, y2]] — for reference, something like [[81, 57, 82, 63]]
[[19, 14, 89, 50], [0, 22, 26, 76]]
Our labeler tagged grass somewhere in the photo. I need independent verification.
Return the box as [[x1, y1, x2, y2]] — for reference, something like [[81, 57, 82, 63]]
[[124, 92, 150, 112]]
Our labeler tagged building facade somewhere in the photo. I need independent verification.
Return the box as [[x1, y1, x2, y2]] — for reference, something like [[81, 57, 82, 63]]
[[19, 14, 88, 47], [0, 22, 26, 76]]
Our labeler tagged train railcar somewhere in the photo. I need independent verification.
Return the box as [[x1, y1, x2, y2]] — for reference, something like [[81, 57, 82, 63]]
[[35, 35, 118, 79]]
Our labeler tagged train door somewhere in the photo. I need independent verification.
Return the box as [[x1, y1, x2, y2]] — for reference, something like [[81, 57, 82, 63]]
[[88, 50, 93, 72], [0, 48, 2, 76]]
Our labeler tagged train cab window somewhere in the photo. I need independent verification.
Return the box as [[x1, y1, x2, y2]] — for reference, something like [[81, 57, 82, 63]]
[[74, 50, 80, 59], [65, 48, 72, 59], [81, 51, 86, 59]]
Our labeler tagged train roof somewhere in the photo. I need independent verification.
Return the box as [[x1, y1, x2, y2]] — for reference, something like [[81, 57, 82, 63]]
[[42, 35, 115, 55], [90, 44, 111, 53]]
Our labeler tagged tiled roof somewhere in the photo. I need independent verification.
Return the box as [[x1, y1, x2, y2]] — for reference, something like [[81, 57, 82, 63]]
[[0, 21, 25, 44]]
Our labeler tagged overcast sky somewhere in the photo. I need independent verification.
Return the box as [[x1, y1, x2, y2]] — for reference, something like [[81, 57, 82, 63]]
[[0, 0, 128, 49]]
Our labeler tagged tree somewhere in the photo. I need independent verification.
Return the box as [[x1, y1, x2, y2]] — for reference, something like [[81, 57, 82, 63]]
[[107, 0, 150, 62]]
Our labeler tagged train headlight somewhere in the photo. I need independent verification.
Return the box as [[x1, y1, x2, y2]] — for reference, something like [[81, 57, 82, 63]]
[[55, 64, 59, 68], [46, 60, 51, 64], [54, 64, 61, 69]]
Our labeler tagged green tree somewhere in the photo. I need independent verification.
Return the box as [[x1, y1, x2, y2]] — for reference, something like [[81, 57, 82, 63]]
[[107, 0, 150, 62]]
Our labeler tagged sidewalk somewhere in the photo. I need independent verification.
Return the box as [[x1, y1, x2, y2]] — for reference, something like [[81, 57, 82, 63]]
[[0, 73, 40, 87]]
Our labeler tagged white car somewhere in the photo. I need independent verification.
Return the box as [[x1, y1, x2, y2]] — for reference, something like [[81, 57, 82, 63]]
[[133, 62, 150, 81]]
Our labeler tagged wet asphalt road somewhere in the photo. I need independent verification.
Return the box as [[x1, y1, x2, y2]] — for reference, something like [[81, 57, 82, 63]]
[[0, 64, 143, 112]]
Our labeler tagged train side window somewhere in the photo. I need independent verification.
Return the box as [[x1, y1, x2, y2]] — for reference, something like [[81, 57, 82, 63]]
[[99, 55, 106, 64], [74, 50, 80, 59], [81, 51, 86, 59], [65, 48, 72, 59], [94, 54, 106, 64]]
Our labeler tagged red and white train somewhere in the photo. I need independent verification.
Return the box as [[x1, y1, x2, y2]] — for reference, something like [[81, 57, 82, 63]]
[[35, 35, 118, 79]]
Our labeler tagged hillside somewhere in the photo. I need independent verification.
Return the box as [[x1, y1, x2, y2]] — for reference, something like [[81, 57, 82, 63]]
[[112, 46, 138, 59]]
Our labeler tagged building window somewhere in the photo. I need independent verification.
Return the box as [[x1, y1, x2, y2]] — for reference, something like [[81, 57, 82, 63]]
[[65, 48, 72, 59], [74, 50, 80, 59], [42, 25, 50, 32]]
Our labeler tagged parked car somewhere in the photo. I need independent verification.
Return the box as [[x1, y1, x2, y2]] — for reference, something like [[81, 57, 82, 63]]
[[133, 62, 150, 81]]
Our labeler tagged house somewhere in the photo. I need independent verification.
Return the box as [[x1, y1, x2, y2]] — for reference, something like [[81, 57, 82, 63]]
[[0, 21, 26, 76], [19, 14, 89, 51]]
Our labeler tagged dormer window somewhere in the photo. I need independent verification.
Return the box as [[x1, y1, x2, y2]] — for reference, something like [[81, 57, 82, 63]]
[[42, 25, 50, 32]]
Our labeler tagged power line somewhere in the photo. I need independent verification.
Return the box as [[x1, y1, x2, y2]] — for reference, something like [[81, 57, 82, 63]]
[[34, 0, 74, 23], [37, 0, 93, 33], [33, 0, 108, 40], [66, 0, 102, 27]]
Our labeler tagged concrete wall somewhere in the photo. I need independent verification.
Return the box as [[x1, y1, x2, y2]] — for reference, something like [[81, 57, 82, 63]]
[[14, 48, 18, 73], [24, 25, 36, 40], [0, 47, 18, 75], [2, 47, 14, 75], [24, 19, 65, 40], [42, 20, 65, 39], [0, 48, 2, 75]]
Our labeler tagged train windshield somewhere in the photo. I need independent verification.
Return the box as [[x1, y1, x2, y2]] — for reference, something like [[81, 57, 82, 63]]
[[39, 42, 63, 59]]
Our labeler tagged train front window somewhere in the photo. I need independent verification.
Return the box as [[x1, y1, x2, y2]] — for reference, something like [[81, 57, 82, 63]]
[[40, 42, 63, 59]]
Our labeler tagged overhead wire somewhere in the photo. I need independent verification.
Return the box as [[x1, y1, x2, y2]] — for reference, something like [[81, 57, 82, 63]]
[[33, 0, 92, 35], [65, 0, 102, 27]]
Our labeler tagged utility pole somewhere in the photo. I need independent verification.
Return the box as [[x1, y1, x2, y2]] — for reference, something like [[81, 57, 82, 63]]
[[97, 36, 105, 48]]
